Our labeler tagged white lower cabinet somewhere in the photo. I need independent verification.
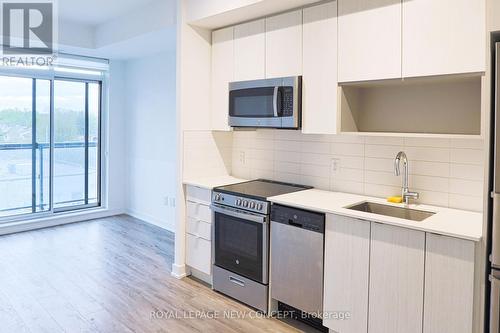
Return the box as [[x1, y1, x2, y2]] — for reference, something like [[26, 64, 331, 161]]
[[423, 233, 475, 333], [324, 215, 475, 333], [323, 214, 370, 333], [368, 223, 425, 333], [185, 185, 213, 277], [186, 234, 211, 275]]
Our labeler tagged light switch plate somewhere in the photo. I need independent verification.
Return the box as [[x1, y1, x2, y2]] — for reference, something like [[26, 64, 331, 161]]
[[239, 151, 246, 165]]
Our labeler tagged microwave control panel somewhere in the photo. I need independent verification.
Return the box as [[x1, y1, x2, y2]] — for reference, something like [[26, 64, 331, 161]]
[[282, 86, 294, 116]]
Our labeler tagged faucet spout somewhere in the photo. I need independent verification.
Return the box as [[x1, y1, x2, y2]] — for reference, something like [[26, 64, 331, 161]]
[[394, 151, 418, 205]]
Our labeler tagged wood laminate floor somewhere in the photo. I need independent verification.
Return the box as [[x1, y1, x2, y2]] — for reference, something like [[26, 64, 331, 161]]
[[0, 215, 311, 333]]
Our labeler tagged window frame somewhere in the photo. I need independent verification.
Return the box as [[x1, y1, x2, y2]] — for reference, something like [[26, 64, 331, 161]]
[[52, 77, 103, 214], [0, 58, 108, 223]]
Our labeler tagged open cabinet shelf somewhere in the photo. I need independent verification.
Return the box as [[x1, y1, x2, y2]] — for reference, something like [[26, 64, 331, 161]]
[[338, 75, 482, 138]]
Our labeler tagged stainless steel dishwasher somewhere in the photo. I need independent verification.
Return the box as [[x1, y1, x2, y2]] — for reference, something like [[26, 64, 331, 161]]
[[270, 204, 325, 329]]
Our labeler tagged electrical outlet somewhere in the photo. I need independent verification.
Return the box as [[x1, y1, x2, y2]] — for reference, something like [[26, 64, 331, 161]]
[[239, 151, 246, 165], [163, 196, 169, 206], [170, 198, 176, 208], [331, 158, 340, 175]]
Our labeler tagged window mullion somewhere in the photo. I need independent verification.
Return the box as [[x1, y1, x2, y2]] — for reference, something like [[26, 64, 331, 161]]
[[84, 82, 89, 205], [31, 79, 36, 213]]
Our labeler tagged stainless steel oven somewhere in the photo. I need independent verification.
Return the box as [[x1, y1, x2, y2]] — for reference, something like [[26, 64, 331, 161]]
[[212, 203, 269, 284], [228, 76, 302, 129], [211, 202, 269, 312]]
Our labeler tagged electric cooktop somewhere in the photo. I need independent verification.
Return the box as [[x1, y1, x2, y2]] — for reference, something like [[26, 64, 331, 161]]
[[214, 179, 312, 201]]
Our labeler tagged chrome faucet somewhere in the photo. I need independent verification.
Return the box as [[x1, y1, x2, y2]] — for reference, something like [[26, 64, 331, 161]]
[[394, 151, 419, 205]]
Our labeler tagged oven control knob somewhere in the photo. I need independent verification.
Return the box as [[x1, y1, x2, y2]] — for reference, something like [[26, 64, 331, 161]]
[[214, 194, 221, 201], [257, 203, 263, 211], [242, 200, 249, 208], [236, 199, 241, 206], [249, 202, 256, 209]]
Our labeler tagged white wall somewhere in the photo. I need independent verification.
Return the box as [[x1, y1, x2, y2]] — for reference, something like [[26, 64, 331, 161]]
[[59, 20, 95, 49], [232, 130, 485, 212], [94, 0, 176, 48], [106, 61, 127, 213], [123, 51, 177, 231]]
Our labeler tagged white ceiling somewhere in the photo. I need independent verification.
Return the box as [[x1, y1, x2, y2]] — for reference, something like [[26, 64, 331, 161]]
[[58, 0, 157, 26], [60, 27, 176, 60]]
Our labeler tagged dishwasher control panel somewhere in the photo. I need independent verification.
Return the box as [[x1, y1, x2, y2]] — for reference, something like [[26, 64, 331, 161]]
[[271, 204, 325, 233]]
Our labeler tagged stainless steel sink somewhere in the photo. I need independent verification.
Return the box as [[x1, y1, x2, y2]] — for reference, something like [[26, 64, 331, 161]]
[[345, 201, 435, 222]]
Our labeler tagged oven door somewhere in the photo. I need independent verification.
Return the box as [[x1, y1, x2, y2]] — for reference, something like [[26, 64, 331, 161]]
[[212, 204, 269, 284]]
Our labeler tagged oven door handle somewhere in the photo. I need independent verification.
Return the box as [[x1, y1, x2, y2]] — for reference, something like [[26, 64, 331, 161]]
[[211, 205, 268, 224]]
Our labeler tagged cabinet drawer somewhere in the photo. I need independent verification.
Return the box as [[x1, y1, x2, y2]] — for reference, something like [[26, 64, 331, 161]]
[[186, 201, 212, 222], [186, 234, 212, 275], [187, 217, 212, 240], [186, 185, 211, 204]]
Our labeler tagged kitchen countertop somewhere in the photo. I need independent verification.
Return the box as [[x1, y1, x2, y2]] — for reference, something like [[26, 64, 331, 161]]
[[269, 189, 483, 242], [183, 175, 248, 190]]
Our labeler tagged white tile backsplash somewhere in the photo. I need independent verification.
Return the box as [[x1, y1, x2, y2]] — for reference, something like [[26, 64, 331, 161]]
[[184, 130, 233, 179], [332, 142, 365, 156], [231, 130, 486, 212], [184, 130, 486, 212], [450, 148, 484, 165]]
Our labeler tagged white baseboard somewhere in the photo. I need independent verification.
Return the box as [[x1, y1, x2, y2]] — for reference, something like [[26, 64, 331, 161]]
[[125, 209, 175, 233], [0, 208, 125, 236], [189, 267, 212, 285], [171, 263, 188, 279]]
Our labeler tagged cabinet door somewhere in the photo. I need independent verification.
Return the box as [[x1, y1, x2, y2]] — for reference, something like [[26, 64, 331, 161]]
[[302, 1, 338, 135], [186, 233, 212, 275], [265, 10, 302, 78], [323, 214, 370, 333], [423, 233, 475, 333], [369, 223, 425, 333], [211, 27, 233, 131], [234, 19, 265, 81], [403, 0, 485, 77], [338, 0, 401, 82]]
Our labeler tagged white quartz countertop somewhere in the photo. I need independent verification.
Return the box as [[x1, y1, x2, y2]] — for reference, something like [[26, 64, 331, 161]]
[[269, 189, 483, 242], [183, 175, 248, 190]]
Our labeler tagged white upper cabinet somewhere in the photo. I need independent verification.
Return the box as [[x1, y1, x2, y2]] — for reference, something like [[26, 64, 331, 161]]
[[368, 223, 425, 333], [423, 233, 475, 333], [265, 10, 303, 78], [211, 27, 234, 131], [302, 1, 339, 134], [402, 0, 486, 77], [234, 19, 266, 81], [338, 0, 402, 82]]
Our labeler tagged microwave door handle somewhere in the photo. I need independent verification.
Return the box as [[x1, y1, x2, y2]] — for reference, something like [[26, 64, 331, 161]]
[[273, 86, 279, 117]]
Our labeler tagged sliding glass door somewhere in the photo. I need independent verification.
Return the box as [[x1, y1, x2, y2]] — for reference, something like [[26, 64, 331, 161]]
[[53, 79, 101, 211], [0, 72, 102, 219], [0, 76, 51, 217]]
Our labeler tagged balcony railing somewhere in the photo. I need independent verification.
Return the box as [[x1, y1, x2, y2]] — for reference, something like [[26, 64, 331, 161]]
[[0, 141, 98, 217]]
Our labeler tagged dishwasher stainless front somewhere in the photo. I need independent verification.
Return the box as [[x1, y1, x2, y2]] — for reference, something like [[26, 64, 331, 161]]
[[270, 204, 325, 315]]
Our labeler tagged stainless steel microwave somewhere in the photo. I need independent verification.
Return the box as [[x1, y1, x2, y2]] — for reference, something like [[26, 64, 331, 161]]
[[228, 76, 302, 129]]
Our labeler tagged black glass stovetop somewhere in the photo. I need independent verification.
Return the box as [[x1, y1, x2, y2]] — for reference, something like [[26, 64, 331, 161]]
[[214, 179, 312, 200]]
